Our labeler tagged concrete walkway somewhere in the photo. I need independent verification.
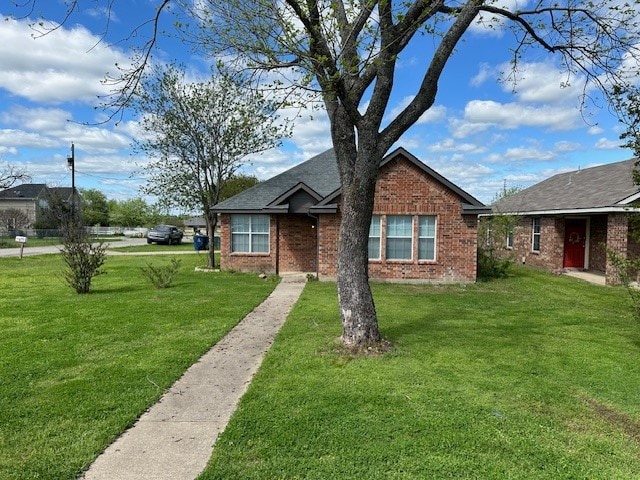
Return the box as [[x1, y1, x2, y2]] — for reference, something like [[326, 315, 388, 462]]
[[80, 274, 307, 480]]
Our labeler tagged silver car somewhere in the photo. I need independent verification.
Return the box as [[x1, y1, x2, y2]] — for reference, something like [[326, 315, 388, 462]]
[[146, 225, 184, 245]]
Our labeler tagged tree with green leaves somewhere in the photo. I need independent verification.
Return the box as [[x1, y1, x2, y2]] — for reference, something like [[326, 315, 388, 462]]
[[219, 175, 260, 203], [18, 0, 640, 349], [108, 198, 154, 227], [133, 66, 287, 268], [80, 188, 110, 226]]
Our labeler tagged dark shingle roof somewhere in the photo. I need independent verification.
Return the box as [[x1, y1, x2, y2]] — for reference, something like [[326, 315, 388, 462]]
[[213, 147, 487, 213], [494, 158, 639, 214], [213, 149, 341, 212], [0, 183, 47, 200]]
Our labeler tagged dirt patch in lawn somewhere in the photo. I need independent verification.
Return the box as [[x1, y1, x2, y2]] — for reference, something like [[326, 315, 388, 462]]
[[584, 397, 640, 446]]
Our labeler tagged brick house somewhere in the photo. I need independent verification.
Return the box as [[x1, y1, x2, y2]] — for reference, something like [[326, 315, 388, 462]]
[[489, 158, 640, 284], [212, 147, 489, 282]]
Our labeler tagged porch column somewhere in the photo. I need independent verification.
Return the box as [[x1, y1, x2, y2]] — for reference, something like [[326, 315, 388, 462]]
[[605, 213, 629, 285]]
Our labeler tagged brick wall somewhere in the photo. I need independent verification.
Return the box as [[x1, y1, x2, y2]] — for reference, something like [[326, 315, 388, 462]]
[[589, 215, 608, 272], [318, 156, 479, 283], [605, 213, 629, 285], [219, 214, 277, 274], [278, 214, 318, 272], [504, 216, 564, 270]]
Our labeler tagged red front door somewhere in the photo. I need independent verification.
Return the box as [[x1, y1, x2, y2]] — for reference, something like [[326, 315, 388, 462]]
[[563, 219, 587, 268]]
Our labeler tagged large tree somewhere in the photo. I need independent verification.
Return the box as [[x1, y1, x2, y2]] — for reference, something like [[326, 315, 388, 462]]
[[18, 0, 640, 348], [80, 188, 110, 226], [188, 0, 639, 348], [133, 65, 287, 268]]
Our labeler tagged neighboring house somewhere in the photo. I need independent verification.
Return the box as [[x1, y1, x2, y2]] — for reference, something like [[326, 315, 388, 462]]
[[490, 158, 640, 285], [0, 184, 75, 232], [212, 147, 489, 283]]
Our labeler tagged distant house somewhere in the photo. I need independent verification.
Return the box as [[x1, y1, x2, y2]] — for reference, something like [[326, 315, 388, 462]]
[[212, 147, 489, 283], [0, 184, 76, 232], [490, 158, 640, 284]]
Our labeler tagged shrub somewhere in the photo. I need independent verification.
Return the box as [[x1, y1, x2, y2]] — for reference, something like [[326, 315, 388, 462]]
[[60, 223, 107, 294], [140, 257, 181, 288], [477, 246, 511, 281]]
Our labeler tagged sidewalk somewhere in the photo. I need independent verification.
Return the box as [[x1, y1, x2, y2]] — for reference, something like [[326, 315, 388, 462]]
[[80, 274, 307, 480]]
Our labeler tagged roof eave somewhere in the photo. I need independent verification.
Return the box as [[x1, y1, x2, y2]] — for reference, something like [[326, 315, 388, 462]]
[[482, 205, 637, 217]]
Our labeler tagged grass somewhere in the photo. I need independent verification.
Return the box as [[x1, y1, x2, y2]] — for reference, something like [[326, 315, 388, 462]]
[[110, 241, 204, 253], [199, 266, 640, 479], [0, 236, 62, 248], [0, 253, 278, 480]]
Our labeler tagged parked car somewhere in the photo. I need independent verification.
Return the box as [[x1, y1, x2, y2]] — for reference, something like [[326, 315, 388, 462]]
[[146, 225, 184, 245]]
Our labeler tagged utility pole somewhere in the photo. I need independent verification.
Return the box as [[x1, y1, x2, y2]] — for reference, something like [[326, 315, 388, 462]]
[[67, 143, 75, 216]]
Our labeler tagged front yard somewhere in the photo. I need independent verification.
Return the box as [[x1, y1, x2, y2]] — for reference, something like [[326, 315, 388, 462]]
[[0, 254, 277, 479], [200, 267, 640, 479], [1, 254, 639, 479]]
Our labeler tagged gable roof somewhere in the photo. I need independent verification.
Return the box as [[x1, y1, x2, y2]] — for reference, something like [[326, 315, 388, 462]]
[[213, 147, 487, 214], [493, 158, 640, 215], [0, 183, 47, 200]]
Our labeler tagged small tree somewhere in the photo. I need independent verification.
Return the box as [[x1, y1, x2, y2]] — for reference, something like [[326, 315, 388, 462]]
[[0, 208, 31, 234], [60, 216, 107, 294], [47, 192, 107, 294], [134, 65, 288, 268], [478, 187, 521, 280]]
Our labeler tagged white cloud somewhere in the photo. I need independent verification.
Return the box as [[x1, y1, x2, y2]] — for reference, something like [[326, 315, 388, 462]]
[[0, 16, 130, 104], [499, 61, 588, 104], [453, 99, 582, 137], [554, 141, 581, 153], [595, 137, 622, 150], [427, 138, 485, 154], [470, 63, 494, 87]]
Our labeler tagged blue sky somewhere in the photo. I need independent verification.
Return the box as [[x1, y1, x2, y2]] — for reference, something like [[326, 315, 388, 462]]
[[0, 1, 634, 210]]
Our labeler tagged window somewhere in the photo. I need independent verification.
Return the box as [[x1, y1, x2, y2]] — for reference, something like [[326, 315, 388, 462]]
[[368, 215, 381, 260], [386, 215, 413, 260], [532, 218, 541, 252], [506, 229, 514, 249], [418, 216, 436, 260], [231, 214, 270, 253]]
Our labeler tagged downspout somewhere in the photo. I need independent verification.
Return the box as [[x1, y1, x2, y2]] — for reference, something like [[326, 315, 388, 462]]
[[275, 215, 280, 276], [307, 212, 319, 279]]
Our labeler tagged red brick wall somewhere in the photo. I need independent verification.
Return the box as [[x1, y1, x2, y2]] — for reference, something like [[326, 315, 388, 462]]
[[219, 214, 318, 274], [219, 214, 277, 274], [318, 156, 479, 283], [506, 216, 564, 270], [589, 215, 608, 272], [606, 213, 629, 285], [278, 215, 318, 272]]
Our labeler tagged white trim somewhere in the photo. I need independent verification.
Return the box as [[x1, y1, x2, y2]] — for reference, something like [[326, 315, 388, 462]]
[[480, 205, 636, 217], [618, 191, 640, 204]]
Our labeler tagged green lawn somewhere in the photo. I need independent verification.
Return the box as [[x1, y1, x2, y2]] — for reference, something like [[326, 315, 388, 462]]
[[0, 254, 277, 480], [200, 266, 640, 479]]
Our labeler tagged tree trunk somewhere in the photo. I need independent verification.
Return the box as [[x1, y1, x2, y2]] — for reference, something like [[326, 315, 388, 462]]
[[334, 141, 383, 348], [205, 211, 217, 269]]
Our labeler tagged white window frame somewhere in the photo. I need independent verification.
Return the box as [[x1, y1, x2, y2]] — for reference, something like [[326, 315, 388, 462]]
[[231, 214, 270, 253], [418, 216, 437, 261], [385, 215, 413, 260], [531, 217, 541, 252], [506, 229, 514, 249], [368, 215, 381, 260]]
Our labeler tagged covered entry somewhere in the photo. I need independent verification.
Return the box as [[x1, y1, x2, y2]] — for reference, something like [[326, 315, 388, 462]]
[[563, 218, 587, 269]]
